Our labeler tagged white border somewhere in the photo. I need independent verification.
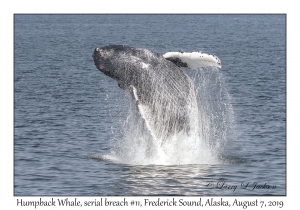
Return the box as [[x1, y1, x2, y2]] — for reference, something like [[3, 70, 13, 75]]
[[1, 0, 297, 209]]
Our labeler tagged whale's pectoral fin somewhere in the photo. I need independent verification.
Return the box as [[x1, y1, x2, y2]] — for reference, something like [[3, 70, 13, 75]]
[[129, 85, 158, 141], [163, 51, 222, 69]]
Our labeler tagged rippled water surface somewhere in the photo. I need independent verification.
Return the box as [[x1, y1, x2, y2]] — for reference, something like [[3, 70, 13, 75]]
[[14, 15, 286, 196]]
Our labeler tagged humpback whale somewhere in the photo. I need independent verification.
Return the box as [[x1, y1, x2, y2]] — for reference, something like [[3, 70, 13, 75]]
[[92, 45, 221, 142]]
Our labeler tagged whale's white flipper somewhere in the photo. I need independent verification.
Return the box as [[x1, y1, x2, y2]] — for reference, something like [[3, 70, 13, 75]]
[[163, 51, 222, 69]]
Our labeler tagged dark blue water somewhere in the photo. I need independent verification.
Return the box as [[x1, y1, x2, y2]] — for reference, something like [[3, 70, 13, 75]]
[[14, 15, 285, 196]]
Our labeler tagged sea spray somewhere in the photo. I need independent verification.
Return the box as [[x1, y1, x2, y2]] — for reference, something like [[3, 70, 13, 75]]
[[107, 67, 235, 165], [187, 67, 236, 158]]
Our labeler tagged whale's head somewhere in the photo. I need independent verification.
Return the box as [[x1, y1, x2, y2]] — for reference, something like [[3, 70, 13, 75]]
[[93, 45, 143, 80], [93, 45, 160, 88], [92, 46, 119, 79]]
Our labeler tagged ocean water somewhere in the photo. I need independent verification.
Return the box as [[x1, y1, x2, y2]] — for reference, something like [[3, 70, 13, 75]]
[[14, 14, 286, 196]]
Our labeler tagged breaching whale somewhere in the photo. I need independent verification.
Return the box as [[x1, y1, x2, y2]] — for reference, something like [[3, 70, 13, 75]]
[[92, 45, 221, 142]]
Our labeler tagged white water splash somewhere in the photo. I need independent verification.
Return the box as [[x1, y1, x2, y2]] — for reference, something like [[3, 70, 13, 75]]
[[106, 67, 235, 165]]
